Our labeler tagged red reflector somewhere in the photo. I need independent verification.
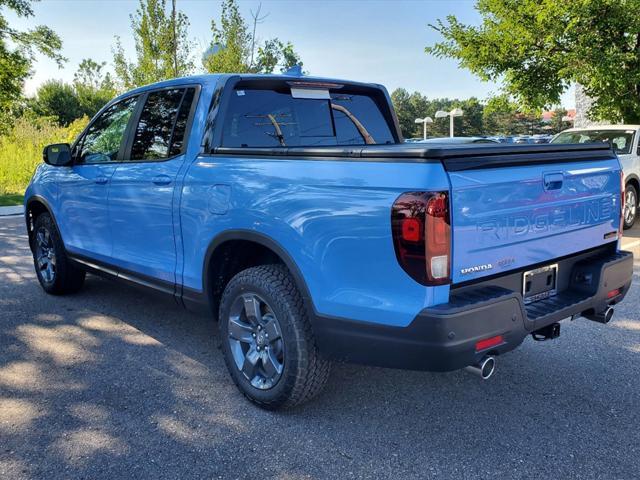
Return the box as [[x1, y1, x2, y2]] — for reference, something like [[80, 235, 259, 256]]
[[475, 335, 504, 352], [607, 288, 621, 299], [401, 218, 422, 242]]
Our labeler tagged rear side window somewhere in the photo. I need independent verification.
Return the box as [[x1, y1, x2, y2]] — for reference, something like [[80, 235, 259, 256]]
[[221, 87, 395, 148], [130, 87, 195, 160]]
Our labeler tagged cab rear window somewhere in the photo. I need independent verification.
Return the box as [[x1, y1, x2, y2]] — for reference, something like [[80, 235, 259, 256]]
[[221, 87, 395, 148]]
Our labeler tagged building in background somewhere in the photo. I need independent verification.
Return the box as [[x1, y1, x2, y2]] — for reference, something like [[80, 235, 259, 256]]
[[574, 84, 608, 128]]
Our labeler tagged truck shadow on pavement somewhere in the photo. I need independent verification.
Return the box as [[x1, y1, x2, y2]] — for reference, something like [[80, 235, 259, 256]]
[[1, 216, 639, 480]]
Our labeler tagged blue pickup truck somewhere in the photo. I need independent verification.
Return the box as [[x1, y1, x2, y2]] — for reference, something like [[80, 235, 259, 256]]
[[25, 74, 633, 408]]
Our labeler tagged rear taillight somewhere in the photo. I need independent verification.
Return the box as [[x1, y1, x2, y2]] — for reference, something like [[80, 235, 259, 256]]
[[391, 191, 451, 285], [620, 170, 625, 234]]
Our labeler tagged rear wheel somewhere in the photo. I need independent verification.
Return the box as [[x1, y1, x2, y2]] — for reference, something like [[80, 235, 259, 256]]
[[624, 183, 637, 230], [32, 213, 85, 295], [218, 265, 330, 409]]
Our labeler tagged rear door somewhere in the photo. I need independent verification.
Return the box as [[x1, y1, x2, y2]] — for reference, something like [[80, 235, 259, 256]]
[[447, 153, 621, 284], [108, 86, 198, 284]]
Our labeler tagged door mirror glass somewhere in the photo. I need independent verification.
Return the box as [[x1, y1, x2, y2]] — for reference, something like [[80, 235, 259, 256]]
[[43, 143, 72, 166]]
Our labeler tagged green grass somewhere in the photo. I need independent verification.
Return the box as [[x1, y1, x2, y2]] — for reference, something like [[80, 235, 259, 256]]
[[0, 116, 87, 199], [0, 193, 23, 207]]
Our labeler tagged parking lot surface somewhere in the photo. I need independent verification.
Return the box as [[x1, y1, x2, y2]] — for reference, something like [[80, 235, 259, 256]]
[[1, 215, 639, 480]]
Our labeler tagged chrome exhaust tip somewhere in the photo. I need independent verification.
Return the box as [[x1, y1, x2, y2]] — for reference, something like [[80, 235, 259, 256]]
[[603, 307, 614, 324], [583, 307, 614, 324], [464, 356, 496, 380]]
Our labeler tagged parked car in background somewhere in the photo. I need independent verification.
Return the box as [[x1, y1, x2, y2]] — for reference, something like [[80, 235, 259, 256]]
[[24, 74, 633, 408], [418, 136, 499, 144], [552, 126, 640, 228], [531, 134, 552, 144], [486, 135, 515, 143]]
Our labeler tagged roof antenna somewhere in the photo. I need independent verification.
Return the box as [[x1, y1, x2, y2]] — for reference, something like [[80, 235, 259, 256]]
[[283, 64, 303, 77]]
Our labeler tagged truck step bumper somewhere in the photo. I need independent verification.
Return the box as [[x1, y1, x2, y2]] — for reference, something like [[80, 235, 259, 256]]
[[314, 250, 633, 372]]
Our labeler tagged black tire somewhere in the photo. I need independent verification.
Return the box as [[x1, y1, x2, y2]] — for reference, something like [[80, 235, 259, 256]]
[[32, 213, 85, 295], [623, 182, 638, 230], [218, 264, 330, 409]]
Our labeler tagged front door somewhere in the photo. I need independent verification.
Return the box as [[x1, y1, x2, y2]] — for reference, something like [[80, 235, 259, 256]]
[[108, 87, 197, 284], [56, 95, 139, 261]]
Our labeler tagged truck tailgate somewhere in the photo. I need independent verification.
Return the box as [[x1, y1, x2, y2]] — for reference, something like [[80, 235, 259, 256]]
[[446, 155, 621, 284]]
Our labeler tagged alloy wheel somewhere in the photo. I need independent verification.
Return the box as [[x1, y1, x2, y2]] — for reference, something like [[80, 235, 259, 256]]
[[35, 227, 56, 284], [227, 293, 285, 390], [625, 188, 637, 226]]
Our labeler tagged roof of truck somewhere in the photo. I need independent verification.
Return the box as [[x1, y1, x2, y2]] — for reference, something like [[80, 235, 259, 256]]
[[113, 73, 383, 101]]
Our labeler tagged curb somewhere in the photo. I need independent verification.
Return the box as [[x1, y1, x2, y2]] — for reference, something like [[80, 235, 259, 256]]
[[0, 206, 24, 217]]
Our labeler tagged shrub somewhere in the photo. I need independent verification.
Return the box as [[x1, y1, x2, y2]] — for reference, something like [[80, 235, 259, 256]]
[[0, 116, 88, 196]]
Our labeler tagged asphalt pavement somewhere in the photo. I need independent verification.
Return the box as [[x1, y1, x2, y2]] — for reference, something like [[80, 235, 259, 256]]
[[1, 215, 639, 480]]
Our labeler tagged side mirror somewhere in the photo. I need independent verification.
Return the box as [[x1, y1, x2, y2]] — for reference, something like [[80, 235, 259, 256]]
[[43, 143, 72, 166]]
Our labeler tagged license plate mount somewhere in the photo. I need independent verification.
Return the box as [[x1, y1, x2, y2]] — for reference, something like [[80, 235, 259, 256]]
[[523, 264, 558, 304]]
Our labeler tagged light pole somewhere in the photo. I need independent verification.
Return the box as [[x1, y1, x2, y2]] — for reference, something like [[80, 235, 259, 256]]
[[435, 108, 464, 137], [414, 116, 433, 140]]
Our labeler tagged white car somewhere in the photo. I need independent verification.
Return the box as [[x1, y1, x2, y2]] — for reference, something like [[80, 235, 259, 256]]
[[552, 125, 640, 229]]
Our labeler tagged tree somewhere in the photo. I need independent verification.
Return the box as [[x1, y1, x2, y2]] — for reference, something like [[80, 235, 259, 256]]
[[30, 60, 117, 126], [113, 0, 194, 89], [203, 0, 302, 74], [391, 88, 486, 138], [483, 94, 520, 135], [30, 80, 82, 126], [0, 0, 65, 131], [390, 88, 429, 138], [73, 59, 117, 118], [426, 0, 640, 123]]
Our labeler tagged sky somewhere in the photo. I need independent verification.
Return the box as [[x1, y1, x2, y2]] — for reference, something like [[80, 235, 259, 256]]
[[8, 0, 575, 108]]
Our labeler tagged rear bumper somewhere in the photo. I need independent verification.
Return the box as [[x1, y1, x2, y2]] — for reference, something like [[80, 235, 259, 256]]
[[314, 249, 633, 372]]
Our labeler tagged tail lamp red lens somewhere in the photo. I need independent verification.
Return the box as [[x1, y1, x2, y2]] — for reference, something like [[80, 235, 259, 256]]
[[607, 288, 621, 299], [391, 191, 451, 286]]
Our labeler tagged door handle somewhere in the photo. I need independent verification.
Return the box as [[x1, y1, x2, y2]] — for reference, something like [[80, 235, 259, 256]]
[[152, 175, 172, 186], [94, 176, 108, 185], [543, 172, 564, 190]]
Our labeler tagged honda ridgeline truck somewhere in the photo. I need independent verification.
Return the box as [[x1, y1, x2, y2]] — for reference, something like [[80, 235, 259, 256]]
[[25, 74, 634, 409]]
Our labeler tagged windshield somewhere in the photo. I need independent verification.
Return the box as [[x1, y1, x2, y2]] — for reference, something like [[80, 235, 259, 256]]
[[552, 129, 636, 155], [221, 87, 396, 148]]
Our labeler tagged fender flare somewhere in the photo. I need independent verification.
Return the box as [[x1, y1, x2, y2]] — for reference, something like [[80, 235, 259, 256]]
[[200, 229, 317, 319], [24, 195, 60, 251], [625, 173, 639, 188]]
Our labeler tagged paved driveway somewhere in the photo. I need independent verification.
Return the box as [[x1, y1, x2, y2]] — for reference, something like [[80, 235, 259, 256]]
[[1, 216, 639, 479]]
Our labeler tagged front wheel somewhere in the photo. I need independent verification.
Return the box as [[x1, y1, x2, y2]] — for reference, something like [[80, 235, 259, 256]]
[[624, 183, 638, 230], [218, 265, 330, 409], [32, 213, 85, 295]]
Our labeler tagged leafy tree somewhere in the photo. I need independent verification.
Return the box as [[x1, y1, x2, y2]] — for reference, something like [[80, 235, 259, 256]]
[[549, 108, 572, 134], [203, 0, 302, 74], [113, 0, 194, 89], [0, 0, 65, 132], [390, 88, 429, 138], [73, 59, 117, 118], [30, 60, 117, 126], [391, 89, 486, 138], [483, 94, 520, 135], [426, 0, 640, 123], [29, 80, 82, 126]]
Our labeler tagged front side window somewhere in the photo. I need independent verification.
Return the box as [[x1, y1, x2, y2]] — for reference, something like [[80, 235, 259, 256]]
[[221, 87, 395, 148], [79, 96, 138, 163], [130, 88, 193, 160], [552, 129, 636, 155]]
